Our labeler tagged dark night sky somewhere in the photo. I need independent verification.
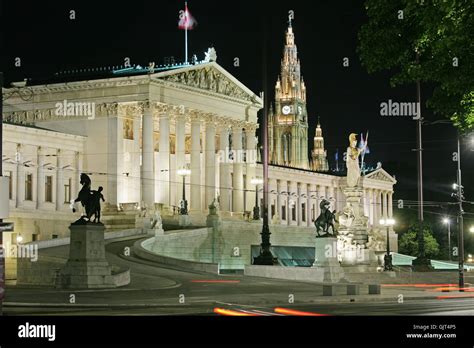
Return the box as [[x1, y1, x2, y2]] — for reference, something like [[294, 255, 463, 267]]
[[1, 0, 473, 224]]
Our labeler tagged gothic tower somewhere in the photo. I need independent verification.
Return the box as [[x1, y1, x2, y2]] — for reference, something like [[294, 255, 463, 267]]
[[269, 20, 309, 169], [310, 119, 329, 172]]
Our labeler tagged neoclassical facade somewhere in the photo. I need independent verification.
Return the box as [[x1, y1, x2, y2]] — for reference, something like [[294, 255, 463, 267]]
[[2, 60, 397, 246]]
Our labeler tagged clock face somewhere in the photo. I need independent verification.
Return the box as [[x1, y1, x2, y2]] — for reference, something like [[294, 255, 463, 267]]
[[282, 105, 291, 115]]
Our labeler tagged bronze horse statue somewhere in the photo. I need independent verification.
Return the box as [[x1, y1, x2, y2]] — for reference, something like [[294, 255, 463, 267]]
[[314, 199, 338, 237], [72, 173, 105, 224]]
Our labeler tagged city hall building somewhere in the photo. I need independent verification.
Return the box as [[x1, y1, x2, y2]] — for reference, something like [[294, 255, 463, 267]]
[[2, 24, 397, 254]]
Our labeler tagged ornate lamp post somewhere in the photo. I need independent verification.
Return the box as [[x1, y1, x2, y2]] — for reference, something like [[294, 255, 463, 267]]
[[380, 218, 395, 271], [251, 177, 263, 220], [253, 14, 276, 266], [443, 218, 451, 261], [177, 168, 190, 215]]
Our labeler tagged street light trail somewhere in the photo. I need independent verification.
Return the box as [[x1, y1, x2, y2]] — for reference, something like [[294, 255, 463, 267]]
[[274, 307, 331, 316]]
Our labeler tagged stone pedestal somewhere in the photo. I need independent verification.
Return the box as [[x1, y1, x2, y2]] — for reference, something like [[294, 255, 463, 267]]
[[342, 186, 369, 245], [59, 224, 115, 289], [312, 237, 344, 282], [179, 215, 191, 227]]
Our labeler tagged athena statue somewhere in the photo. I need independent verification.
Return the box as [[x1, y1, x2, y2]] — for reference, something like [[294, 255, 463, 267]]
[[346, 133, 365, 187]]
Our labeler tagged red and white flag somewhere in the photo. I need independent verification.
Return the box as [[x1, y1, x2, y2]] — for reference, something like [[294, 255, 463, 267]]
[[178, 2, 197, 30]]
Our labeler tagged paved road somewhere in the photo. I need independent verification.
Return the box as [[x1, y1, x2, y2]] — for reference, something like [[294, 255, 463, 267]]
[[4, 236, 474, 316]]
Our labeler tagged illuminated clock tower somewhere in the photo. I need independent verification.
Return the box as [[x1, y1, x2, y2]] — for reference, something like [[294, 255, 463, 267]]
[[268, 19, 309, 169]]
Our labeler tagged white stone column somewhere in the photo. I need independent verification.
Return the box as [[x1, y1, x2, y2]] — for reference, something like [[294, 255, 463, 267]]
[[318, 185, 327, 216], [190, 116, 202, 211], [296, 183, 302, 226], [158, 112, 170, 206], [15, 144, 23, 208], [205, 118, 216, 207], [218, 124, 230, 212], [36, 146, 44, 209], [306, 183, 311, 227], [56, 149, 64, 210], [232, 125, 244, 213], [175, 114, 186, 205], [244, 127, 257, 212], [328, 185, 335, 210], [141, 103, 155, 208], [382, 191, 388, 218], [72, 151, 81, 202], [106, 110, 123, 209], [388, 191, 393, 218], [308, 183, 316, 223], [375, 190, 381, 224], [367, 188, 374, 225], [276, 180, 281, 222]]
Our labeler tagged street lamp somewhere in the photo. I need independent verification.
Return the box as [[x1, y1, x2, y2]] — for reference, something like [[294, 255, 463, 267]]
[[443, 218, 452, 261], [469, 226, 474, 233], [177, 168, 191, 215], [250, 177, 263, 220], [379, 218, 395, 271]]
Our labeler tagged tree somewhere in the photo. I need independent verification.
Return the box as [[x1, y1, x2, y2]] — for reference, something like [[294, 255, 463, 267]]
[[399, 223, 440, 258], [358, 0, 474, 132]]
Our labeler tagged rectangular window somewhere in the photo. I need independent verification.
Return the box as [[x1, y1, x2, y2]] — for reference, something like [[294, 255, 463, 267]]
[[312, 204, 316, 221], [271, 204, 275, 218], [32, 234, 38, 242], [281, 205, 286, 220], [64, 178, 72, 203], [302, 203, 306, 222], [292, 205, 296, 221], [260, 198, 263, 218], [25, 174, 33, 201], [45, 176, 53, 202]]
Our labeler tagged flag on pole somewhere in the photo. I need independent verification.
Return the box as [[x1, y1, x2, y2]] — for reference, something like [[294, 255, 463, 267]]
[[359, 132, 370, 155], [178, 2, 197, 30], [359, 131, 370, 175], [178, 2, 197, 64]]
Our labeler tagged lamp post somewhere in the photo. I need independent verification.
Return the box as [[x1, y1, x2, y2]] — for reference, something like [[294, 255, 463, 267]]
[[443, 218, 451, 261], [379, 218, 395, 271], [251, 177, 263, 220], [177, 168, 190, 215], [253, 13, 276, 265]]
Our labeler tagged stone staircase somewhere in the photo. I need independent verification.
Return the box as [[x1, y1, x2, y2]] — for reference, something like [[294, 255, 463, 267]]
[[101, 211, 137, 232]]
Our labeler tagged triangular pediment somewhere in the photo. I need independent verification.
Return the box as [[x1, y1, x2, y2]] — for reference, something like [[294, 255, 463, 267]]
[[365, 168, 397, 184], [152, 62, 262, 104]]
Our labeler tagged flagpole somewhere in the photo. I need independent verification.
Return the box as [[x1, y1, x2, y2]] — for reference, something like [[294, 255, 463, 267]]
[[185, 2, 188, 64]]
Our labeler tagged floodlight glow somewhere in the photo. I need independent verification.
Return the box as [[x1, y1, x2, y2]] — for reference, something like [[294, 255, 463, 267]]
[[177, 168, 191, 176]]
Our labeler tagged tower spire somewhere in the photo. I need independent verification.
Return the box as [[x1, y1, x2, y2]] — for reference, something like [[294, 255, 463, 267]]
[[269, 17, 309, 170], [311, 120, 329, 172]]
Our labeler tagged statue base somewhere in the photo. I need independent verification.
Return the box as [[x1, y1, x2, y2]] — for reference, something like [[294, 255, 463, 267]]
[[59, 224, 116, 289], [312, 237, 345, 283], [179, 215, 191, 227]]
